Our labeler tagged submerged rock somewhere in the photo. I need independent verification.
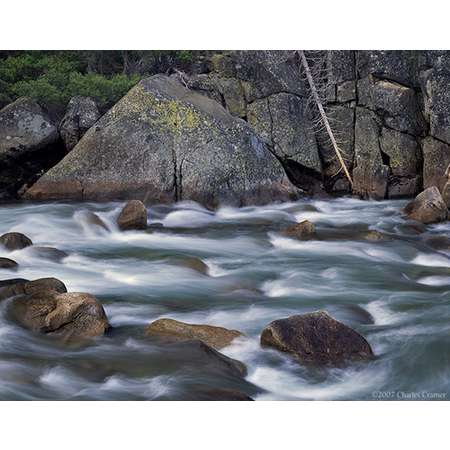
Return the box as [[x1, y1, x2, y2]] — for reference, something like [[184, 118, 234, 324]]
[[260, 311, 374, 366], [282, 220, 316, 240], [171, 257, 209, 275], [0, 232, 33, 251], [194, 387, 254, 401], [0, 277, 67, 302], [404, 186, 448, 224], [362, 230, 386, 241], [117, 200, 148, 231], [23, 75, 298, 207], [167, 339, 247, 378], [425, 235, 450, 251], [145, 318, 243, 350], [0, 257, 18, 270], [84, 211, 110, 231], [9, 291, 110, 343], [29, 246, 68, 262]]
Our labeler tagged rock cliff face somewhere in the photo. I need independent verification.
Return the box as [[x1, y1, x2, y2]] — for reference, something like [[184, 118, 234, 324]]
[[185, 50, 450, 200], [7, 51, 450, 205]]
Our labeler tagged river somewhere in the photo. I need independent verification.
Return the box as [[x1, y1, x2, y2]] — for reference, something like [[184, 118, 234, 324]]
[[0, 198, 449, 400]]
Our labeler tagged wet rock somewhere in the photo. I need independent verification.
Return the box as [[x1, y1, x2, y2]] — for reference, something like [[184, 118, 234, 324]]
[[0, 232, 33, 251], [24, 75, 298, 207], [169, 339, 247, 378], [425, 235, 450, 251], [59, 96, 101, 151], [260, 311, 374, 366], [282, 220, 316, 240], [0, 257, 18, 270], [172, 257, 209, 275], [404, 186, 448, 224], [30, 246, 68, 262], [0, 97, 60, 199], [9, 291, 110, 343], [0, 277, 67, 302], [194, 387, 254, 401], [117, 200, 148, 231], [145, 318, 243, 350]]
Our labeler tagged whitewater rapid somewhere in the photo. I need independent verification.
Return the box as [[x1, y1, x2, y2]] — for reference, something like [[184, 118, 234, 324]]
[[0, 198, 449, 400]]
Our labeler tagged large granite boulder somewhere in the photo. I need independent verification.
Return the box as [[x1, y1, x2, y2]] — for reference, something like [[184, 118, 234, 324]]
[[24, 75, 298, 207], [260, 311, 374, 366], [145, 318, 243, 350], [9, 291, 110, 343], [404, 186, 449, 224], [59, 96, 101, 151], [0, 97, 60, 199]]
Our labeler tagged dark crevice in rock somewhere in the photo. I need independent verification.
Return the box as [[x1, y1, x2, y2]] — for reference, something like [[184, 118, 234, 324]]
[[380, 149, 391, 167], [281, 158, 324, 195], [0, 138, 67, 201]]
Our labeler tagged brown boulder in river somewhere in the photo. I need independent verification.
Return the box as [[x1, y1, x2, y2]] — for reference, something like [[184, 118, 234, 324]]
[[404, 186, 448, 224], [0, 232, 33, 251], [145, 318, 243, 350], [0, 277, 67, 302], [0, 257, 18, 270], [260, 311, 374, 366], [9, 291, 110, 343], [117, 200, 147, 231], [282, 220, 316, 240]]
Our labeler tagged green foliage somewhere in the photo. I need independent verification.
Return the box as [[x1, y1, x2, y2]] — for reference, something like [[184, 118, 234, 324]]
[[0, 50, 201, 110]]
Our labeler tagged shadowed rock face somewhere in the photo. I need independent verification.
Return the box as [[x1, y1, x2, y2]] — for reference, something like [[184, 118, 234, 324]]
[[260, 311, 374, 366], [0, 97, 62, 199], [145, 318, 243, 350], [24, 75, 299, 208], [404, 186, 449, 224]]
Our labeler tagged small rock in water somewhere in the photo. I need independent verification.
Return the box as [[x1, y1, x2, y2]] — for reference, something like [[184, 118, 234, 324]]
[[282, 220, 317, 240], [362, 230, 385, 241], [404, 186, 448, 224], [117, 200, 148, 231], [9, 291, 110, 343], [425, 235, 450, 251], [0, 257, 18, 270], [145, 318, 243, 350], [0, 277, 67, 302], [260, 311, 374, 366], [0, 232, 33, 251], [30, 246, 68, 262]]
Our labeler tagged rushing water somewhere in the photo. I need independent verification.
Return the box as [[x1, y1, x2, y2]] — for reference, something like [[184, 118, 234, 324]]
[[0, 197, 449, 400]]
